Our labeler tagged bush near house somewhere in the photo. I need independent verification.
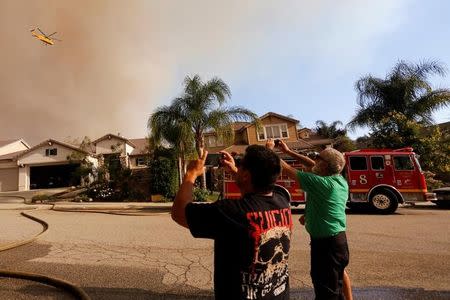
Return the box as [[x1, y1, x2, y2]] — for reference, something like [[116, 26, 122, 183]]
[[85, 168, 151, 202], [149, 156, 178, 200], [193, 187, 209, 202]]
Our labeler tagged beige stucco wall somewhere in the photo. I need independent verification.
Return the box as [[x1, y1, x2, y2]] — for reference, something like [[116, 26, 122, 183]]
[[0, 140, 29, 156], [18, 144, 79, 165], [95, 138, 126, 155], [129, 155, 148, 169], [125, 143, 134, 156]]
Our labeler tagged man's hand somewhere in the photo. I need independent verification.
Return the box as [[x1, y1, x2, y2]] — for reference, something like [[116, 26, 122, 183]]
[[266, 139, 275, 150], [184, 149, 208, 183], [172, 148, 208, 228], [218, 151, 238, 174], [277, 139, 290, 153]]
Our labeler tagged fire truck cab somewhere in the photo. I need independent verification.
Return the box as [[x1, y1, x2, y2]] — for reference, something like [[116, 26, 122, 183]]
[[344, 147, 436, 214]]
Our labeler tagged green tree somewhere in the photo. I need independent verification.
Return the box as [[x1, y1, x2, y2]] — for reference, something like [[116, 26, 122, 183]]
[[315, 120, 347, 139], [149, 75, 259, 188], [314, 120, 356, 152], [66, 136, 94, 186], [348, 60, 450, 176], [348, 60, 450, 129], [368, 112, 450, 174]]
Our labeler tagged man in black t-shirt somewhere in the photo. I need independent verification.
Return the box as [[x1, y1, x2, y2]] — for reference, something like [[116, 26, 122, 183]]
[[172, 145, 293, 299]]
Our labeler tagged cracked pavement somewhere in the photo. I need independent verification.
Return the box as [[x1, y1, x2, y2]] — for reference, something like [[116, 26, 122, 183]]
[[0, 204, 449, 299]]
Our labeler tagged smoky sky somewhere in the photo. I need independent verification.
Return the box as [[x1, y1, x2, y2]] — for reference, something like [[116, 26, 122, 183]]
[[0, 0, 408, 145], [0, 0, 281, 145]]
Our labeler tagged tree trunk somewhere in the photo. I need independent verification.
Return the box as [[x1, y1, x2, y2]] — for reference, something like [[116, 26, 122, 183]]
[[178, 156, 183, 186], [195, 135, 207, 190]]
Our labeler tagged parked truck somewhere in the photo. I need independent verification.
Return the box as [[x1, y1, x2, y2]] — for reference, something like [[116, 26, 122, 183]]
[[221, 147, 436, 214]]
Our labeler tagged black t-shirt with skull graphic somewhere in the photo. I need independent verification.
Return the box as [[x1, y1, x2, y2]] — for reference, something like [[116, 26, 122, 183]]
[[186, 189, 292, 300]]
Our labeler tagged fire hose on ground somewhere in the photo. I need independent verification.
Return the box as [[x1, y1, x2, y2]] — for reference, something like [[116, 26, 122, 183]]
[[0, 204, 91, 300]]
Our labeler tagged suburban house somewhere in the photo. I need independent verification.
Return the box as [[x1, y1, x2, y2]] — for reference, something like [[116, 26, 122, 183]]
[[203, 112, 333, 190], [205, 112, 333, 162], [91, 134, 150, 170], [0, 112, 334, 192], [0, 134, 151, 192]]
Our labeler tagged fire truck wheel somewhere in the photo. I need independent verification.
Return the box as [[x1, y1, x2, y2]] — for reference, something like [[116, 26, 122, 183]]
[[370, 189, 398, 214]]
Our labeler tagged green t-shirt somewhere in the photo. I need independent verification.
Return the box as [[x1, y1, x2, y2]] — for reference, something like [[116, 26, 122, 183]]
[[297, 171, 348, 238]]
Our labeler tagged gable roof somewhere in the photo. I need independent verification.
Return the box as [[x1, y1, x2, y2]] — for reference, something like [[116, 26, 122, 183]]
[[239, 112, 299, 131], [0, 150, 27, 161], [17, 139, 91, 158], [297, 128, 312, 133], [259, 112, 299, 123], [92, 133, 137, 148], [216, 139, 317, 155], [0, 138, 30, 149], [128, 138, 151, 156]]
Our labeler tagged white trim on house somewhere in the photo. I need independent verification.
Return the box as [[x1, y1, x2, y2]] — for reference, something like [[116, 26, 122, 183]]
[[257, 123, 289, 141]]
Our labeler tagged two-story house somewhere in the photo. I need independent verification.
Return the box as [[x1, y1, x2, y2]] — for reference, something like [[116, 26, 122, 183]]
[[205, 112, 332, 161], [203, 112, 333, 190], [92, 134, 150, 171]]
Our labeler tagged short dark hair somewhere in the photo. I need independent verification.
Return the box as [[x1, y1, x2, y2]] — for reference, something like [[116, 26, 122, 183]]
[[241, 145, 281, 193]]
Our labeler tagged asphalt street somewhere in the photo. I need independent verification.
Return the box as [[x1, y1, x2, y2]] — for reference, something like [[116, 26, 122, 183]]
[[0, 202, 449, 299]]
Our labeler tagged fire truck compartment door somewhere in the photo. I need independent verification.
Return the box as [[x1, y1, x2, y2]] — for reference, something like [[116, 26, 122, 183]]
[[392, 155, 416, 189], [369, 155, 395, 186]]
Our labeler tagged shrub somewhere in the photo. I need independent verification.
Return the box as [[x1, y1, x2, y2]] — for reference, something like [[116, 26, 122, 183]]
[[86, 182, 118, 201], [193, 187, 209, 202], [150, 157, 178, 199]]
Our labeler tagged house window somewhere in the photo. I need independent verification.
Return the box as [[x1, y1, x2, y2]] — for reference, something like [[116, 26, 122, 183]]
[[45, 148, 57, 156], [136, 157, 146, 166], [206, 136, 224, 147], [257, 124, 289, 141]]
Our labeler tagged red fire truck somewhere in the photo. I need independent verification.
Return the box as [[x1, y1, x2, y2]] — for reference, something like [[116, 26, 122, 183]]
[[221, 147, 436, 214], [344, 147, 436, 213], [221, 160, 306, 203]]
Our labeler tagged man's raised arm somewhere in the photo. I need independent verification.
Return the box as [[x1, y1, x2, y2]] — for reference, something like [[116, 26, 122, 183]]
[[171, 150, 208, 228]]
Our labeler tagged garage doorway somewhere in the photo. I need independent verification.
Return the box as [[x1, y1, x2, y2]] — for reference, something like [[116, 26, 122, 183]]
[[30, 164, 80, 189], [0, 168, 19, 191]]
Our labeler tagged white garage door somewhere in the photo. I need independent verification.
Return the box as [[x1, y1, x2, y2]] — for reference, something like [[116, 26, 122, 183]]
[[0, 168, 19, 192]]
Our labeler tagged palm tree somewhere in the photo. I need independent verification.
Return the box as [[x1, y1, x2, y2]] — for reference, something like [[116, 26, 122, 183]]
[[315, 120, 347, 139], [348, 60, 450, 130], [149, 75, 259, 188]]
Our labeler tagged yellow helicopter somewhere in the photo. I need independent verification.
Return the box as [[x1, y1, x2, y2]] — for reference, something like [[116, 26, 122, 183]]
[[30, 28, 61, 45]]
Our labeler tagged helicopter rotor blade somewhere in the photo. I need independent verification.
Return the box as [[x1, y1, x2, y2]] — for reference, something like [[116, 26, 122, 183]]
[[52, 38, 62, 42], [47, 32, 57, 37], [37, 28, 46, 36]]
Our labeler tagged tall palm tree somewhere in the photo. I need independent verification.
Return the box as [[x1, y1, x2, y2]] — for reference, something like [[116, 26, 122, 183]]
[[148, 103, 194, 185], [149, 74, 259, 188], [315, 120, 347, 139], [348, 60, 450, 130]]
